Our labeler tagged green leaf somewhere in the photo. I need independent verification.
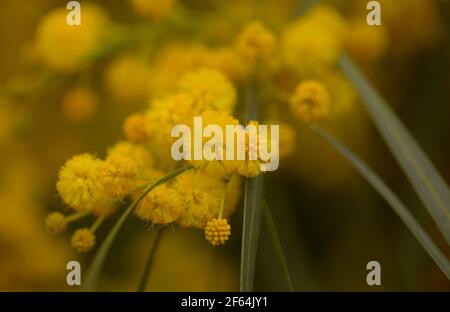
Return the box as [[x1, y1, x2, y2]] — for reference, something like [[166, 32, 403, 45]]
[[137, 226, 163, 292], [240, 78, 265, 292], [310, 126, 450, 279], [82, 165, 192, 291], [339, 54, 450, 245], [240, 176, 264, 291], [263, 201, 294, 291]]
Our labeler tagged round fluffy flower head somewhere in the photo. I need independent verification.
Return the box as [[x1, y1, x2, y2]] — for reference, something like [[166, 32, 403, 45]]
[[281, 5, 347, 75], [145, 94, 199, 167], [290, 80, 330, 123], [130, 0, 176, 20], [148, 43, 212, 97], [108, 141, 155, 174], [62, 87, 98, 123], [71, 228, 95, 253], [229, 121, 273, 178], [102, 155, 139, 198], [45, 212, 67, 235], [305, 5, 348, 38], [174, 170, 226, 229], [105, 56, 152, 102], [236, 21, 275, 61], [57, 154, 107, 211], [135, 184, 184, 224], [203, 48, 251, 83], [35, 4, 109, 72], [188, 110, 239, 173], [178, 68, 236, 113], [123, 113, 149, 142], [205, 218, 231, 246]]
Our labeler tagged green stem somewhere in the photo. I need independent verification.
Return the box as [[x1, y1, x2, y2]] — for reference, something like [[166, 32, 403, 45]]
[[218, 189, 226, 220], [90, 214, 106, 233], [65, 210, 90, 223], [263, 201, 294, 291], [309, 125, 450, 279], [137, 226, 164, 292], [82, 165, 193, 291]]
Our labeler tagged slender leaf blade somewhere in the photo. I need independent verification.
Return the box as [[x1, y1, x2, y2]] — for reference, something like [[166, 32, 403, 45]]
[[264, 202, 294, 291], [311, 126, 450, 279], [240, 177, 264, 291], [339, 54, 450, 245]]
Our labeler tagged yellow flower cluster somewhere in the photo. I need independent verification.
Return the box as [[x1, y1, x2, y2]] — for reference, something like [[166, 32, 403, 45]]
[[144, 68, 237, 166], [71, 228, 96, 253], [56, 153, 108, 212], [45, 212, 67, 235], [46, 2, 412, 253], [50, 151, 143, 252], [136, 184, 184, 224], [282, 5, 347, 76], [35, 4, 109, 72], [149, 44, 250, 96], [289, 80, 331, 123], [105, 55, 153, 103], [236, 21, 275, 62], [102, 155, 139, 198], [135, 168, 240, 232], [50, 67, 249, 249], [123, 113, 149, 143], [178, 68, 237, 113], [204, 218, 231, 246]]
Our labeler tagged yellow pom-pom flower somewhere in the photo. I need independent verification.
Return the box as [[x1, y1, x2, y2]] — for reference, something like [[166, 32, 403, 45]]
[[173, 170, 228, 229], [178, 68, 236, 114], [289, 80, 330, 123], [129, 0, 176, 20], [35, 4, 109, 72], [57, 154, 107, 212], [188, 110, 239, 174], [236, 21, 275, 61], [203, 47, 251, 83], [71, 228, 96, 253], [204, 218, 231, 246], [107, 141, 155, 174], [281, 5, 347, 75], [135, 184, 184, 224], [230, 121, 273, 178], [123, 113, 149, 143], [102, 155, 139, 198], [45, 212, 67, 235], [105, 55, 152, 102], [62, 87, 98, 123]]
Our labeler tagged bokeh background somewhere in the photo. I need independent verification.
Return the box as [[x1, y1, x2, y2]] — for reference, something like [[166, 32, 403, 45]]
[[0, 0, 449, 291]]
